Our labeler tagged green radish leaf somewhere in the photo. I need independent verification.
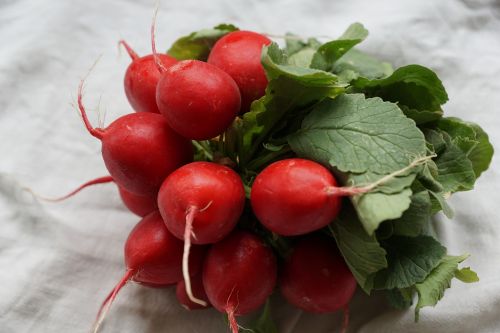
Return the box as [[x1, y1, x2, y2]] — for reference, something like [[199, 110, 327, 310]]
[[289, 94, 427, 174], [347, 164, 421, 235], [331, 205, 387, 294], [413, 150, 454, 218], [287, 48, 317, 67], [263, 43, 340, 84], [337, 22, 369, 40], [386, 288, 415, 309], [351, 188, 413, 235], [352, 64, 448, 111], [310, 23, 369, 71], [455, 267, 479, 283], [374, 235, 446, 289], [237, 43, 345, 167], [400, 105, 443, 125], [426, 130, 476, 193], [390, 191, 432, 237], [436, 117, 494, 178], [437, 117, 477, 139], [417, 160, 444, 193], [333, 48, 393, 81], [428, 191, 454, 218], [285, 36, 321, 67], [415, 255, 477, 321], [167, 24, 238, 61], [285, 35, 321, 56], [425, 129, 446, 153], [466, 123, 494, 178]]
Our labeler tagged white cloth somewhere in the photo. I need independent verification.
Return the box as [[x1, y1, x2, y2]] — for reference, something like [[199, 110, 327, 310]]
[[1, 0, 499, 332]]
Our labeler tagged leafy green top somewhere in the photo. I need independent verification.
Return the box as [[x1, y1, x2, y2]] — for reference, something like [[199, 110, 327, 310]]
[[167, 24, 238, 61], [289, 94, 426, 174]]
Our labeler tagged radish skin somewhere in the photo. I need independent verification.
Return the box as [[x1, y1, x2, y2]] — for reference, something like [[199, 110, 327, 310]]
[[208, 31, 271, 113], [280, 234, 356, 333], [156, 60, 241, 140], [280, 234, 356, 313], [77, 81, 193, 195], [120, 40, 177, 113], [158, 162, 245, 306], [151, 13, 241, 140], [124, 212, 204, 285], [118, 186, 158, 217], [202, 230, 277, 333], [251, 158, 342, 236], [158, 162, 245, 244], [92, 211, 204, 332]]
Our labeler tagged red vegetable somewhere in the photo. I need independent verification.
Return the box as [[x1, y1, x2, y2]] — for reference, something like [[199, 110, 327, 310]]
[[251, 158, 343, 236], [280, 234, 356, 332], [77, 82, 193, 195], [280, 234, 357, 312], [208, 30, 271, 113], [151, 18, 241, 140], [158, 161, 245, 306], [120, 40, 177, 113], [158, 162, 245, 244], [124, 212, 204, 285], [155, 60, 241, 140], [118, 186, 158, 217], [92, 211, 204, 332], [203, 230, 277, 333]]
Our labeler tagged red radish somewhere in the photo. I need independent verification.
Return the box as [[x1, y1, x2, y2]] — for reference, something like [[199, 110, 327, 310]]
[[155, 60, 241, 140], [251, 158, 343, 236], [208, 30, 271, 113], [124, 212, 204, 285], [158, 162, 245, 243], [157, 161, 245, 306], [151, 15, 241, 140], [203, 230, 277, 333], [120, 40, 177, 113], [77, 81, 193, 195], [280, 235, 356, 333], [92, 211, 204, 332], [176, 273, 211, 310], [251, 156, 433, 236], [118, 186, 158, 217]]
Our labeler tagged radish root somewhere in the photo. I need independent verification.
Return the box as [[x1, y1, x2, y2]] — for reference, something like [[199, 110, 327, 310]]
[[150, 4, 167, 73], [182, 206, 208, 307], [33, 176, 113, 202], [91, 269, 134, 333], [118, 40, 139, 60], [226, 306, 239, 333], [77, 73, 105, 140], [326, 154, 436, 196], [340, 304, 350, 333]]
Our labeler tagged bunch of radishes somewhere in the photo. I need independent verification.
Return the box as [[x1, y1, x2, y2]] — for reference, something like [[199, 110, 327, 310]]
[[60, 25, 363, 333], [34, 10, 496, 330]]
